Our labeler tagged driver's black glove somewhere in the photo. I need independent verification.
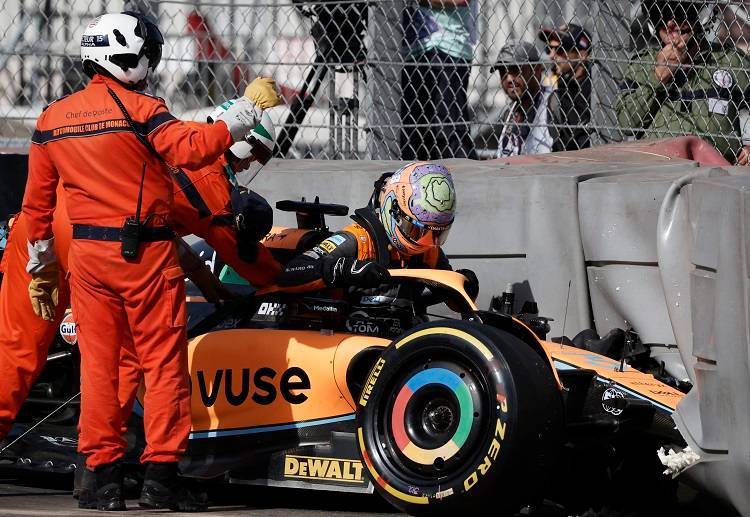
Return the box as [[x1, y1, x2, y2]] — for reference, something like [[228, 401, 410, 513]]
[[323, 257, 390, 287], [456, 268, 479, 301]]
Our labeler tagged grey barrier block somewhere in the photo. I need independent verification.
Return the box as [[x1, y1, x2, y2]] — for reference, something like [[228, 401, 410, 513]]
[[664, 173, 750, 516], [578, 166, 703, 379], [579, 169, 697, 263]]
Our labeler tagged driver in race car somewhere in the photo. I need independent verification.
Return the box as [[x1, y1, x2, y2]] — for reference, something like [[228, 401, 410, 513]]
[[0, 104, 282, 509], [277, 162, 479, 304]]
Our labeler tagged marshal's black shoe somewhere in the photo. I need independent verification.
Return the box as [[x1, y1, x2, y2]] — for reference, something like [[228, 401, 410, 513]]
[[92, 461, 126, 511], [76, 466, 97, 509], [138, 462, 207, 512]]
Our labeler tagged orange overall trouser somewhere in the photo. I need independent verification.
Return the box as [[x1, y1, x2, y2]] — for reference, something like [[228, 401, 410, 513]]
[[69, 239, 189, 467], [0, 215, 143, 446], [0, 213, 70, 439]]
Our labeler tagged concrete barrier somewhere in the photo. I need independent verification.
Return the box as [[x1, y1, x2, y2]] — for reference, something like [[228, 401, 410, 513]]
[[659, 170, 750, 516]]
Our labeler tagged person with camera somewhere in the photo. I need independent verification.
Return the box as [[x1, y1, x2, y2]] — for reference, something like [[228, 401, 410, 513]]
[[616, 0, 750, 164], [21, 11, 281, 512]]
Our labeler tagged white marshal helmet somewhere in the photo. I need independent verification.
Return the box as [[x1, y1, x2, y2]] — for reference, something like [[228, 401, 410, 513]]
[[80, 12, 164, 86], [209, 99, 276, 186]]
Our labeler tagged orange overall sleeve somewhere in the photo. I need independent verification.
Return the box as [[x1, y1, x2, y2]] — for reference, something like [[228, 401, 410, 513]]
[[23, 119, 59, 243], [204, 226, 281, 288], [149, 113, 233, 171]]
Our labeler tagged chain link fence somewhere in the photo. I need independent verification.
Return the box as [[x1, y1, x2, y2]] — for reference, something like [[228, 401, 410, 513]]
[[1, 1, 749, 161]]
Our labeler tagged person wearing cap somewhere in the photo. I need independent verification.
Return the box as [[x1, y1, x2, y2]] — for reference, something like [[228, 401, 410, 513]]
[[616, 0, 750, 164], [401, 0, 478, 160], [539, 22, 594, 151], [492, 40, 552, 156]]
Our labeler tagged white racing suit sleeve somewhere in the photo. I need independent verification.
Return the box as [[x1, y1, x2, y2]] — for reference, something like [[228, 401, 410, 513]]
[[26, 237, 57, 274]]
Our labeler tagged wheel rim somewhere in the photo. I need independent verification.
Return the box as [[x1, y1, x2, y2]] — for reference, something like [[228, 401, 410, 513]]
[[385, 358, 488, 478]]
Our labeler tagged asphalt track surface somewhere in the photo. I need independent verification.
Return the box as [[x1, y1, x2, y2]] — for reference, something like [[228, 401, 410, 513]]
[[0, 474, 403, 517], [0, 474, 733, 517]]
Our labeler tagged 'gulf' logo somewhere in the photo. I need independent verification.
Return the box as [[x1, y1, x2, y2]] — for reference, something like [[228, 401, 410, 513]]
[[59, 313, 77, 345]]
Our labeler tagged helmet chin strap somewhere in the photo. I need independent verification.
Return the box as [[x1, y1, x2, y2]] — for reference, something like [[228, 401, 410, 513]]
[[223, 163, 243, 192], [133, 63, 156, 91]]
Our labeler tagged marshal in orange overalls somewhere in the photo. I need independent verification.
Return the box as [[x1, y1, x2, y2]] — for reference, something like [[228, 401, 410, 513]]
[[22, 73, 234, 469]]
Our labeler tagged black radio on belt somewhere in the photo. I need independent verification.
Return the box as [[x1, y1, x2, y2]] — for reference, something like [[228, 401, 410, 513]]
[[120, 217, 142, 259], [121, 163, 147, 259]]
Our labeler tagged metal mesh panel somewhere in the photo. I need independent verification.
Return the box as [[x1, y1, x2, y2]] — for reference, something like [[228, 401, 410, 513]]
[[1, 1, 750, 162]]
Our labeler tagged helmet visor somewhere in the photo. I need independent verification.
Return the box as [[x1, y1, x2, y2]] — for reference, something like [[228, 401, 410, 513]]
[[123, 11, 163, 69], [247, 133, 273, 165], [142, 40, 162, 69], [392, 206, 452, 248]]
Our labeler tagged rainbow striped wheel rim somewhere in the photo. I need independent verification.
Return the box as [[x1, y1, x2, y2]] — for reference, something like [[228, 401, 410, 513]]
[[390, 367, 474, 465]]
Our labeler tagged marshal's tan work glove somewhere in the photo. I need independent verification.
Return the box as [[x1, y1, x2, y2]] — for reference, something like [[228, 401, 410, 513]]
[[29, 263, 59, 321], [244, 77, 283, 110]]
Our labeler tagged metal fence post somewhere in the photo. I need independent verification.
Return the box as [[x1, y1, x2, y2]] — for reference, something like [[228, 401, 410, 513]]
[[591, 0, 630, 145], [365, 0, 404, 160]]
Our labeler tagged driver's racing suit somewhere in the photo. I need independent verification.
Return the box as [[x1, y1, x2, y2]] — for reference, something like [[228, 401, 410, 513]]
[[277, 208, 450, 293], [276, 208, 478, 338], [277, 207, 478, 339]]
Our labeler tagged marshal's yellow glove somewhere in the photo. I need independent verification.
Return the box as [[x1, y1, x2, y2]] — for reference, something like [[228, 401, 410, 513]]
[[244, 77, 283, 110], [29, 264, 59, 321]]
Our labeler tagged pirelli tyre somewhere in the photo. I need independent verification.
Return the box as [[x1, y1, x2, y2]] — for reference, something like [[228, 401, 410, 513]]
[[355, 320, 563, 516]]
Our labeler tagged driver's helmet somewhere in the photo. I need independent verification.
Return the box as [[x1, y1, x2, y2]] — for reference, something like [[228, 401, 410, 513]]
[[377, 162, 456, 256], [80, 11, 163, 85]]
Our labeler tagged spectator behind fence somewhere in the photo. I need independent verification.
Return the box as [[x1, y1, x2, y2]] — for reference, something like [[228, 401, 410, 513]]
[[616, 0, 750, 165], [401, 0, 478, 160], [538, 23, 593, 151], [492, 40, 555, 157]]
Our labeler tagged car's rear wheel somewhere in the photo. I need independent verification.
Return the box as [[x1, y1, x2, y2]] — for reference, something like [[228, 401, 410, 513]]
[[356, 320, 563, 516]]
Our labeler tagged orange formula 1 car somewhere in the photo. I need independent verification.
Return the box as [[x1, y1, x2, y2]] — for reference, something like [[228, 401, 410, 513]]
[[1, 200, 686, 516]]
